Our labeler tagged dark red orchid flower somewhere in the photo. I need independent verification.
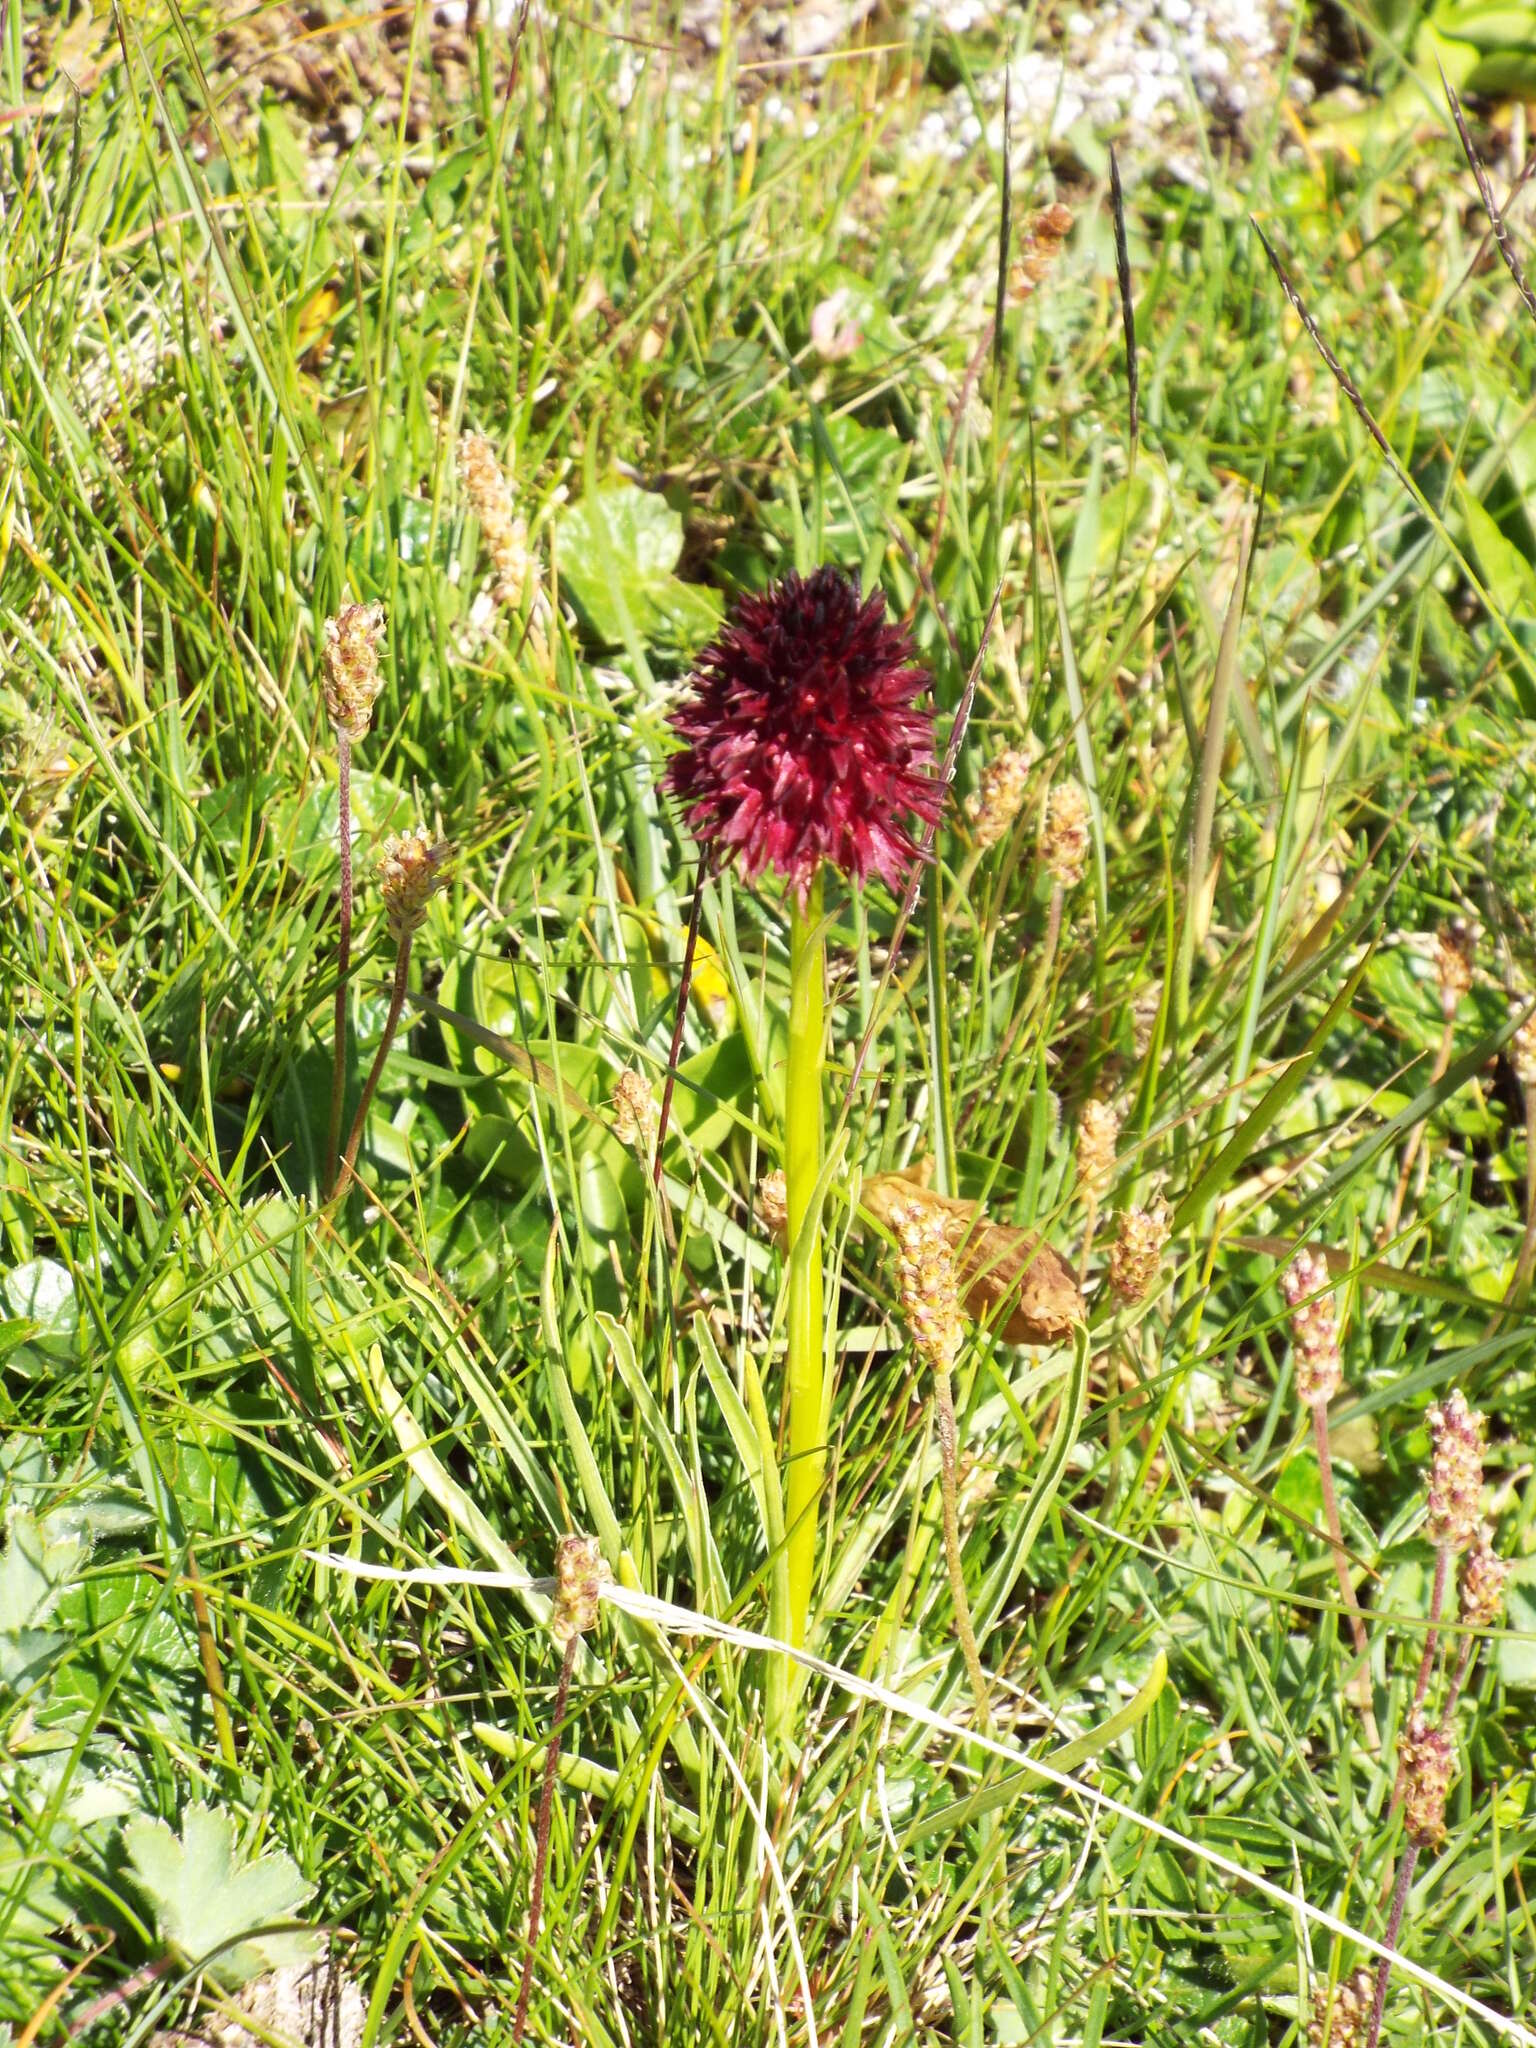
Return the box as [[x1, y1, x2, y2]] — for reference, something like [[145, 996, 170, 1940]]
[[665, 566, 941, 906]]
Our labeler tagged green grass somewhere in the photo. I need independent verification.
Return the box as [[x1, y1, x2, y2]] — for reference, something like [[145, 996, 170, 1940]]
[[3, 2, 1535, 2043]]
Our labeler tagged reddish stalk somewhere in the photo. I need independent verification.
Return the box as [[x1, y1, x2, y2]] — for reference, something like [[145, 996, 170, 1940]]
[[1311, 1403, 1378, 1747], [67, 1956, 176, 2034], [932, 1369, 991, 1733], [326, 733, 354, 1198], [1363, 1844, 1419, 2048], [1441, 1627, 1478, 1723], [1411, 1548, 1449, 1711], [335, 937, 412, 1197], [512, 1634, 579, 2046]]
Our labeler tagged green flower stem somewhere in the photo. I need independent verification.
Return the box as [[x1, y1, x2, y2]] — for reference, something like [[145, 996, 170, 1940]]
[[783, 872, 827, 1669]]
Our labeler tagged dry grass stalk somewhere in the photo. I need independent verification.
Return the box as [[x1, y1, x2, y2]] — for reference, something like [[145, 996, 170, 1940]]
[[1443, 70, 1536, 329]]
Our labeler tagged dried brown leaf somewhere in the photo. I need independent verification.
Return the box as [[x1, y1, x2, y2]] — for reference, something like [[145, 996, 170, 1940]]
[[863, 1171, 1083, 1345]]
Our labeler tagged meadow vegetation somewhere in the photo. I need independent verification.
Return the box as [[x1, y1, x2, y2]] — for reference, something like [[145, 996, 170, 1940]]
[[2, 2, 1535, 2042]]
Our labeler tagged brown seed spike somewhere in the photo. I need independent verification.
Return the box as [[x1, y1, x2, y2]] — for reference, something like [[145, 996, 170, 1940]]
[[965, 745, 1033, 851], [459, 430, 533, 611], [888, 1197, 964, 1377], [376, 829, 452, 940], [1459, 1526, 1508, 1630], [1399, 1708, 1456, 1850], [1107, 1200, 1171, 1305], [1426, 1391, 1485, 1554], [1076, 1097, 1119, 1196], [1434, 919, 1475, 1019], [550, 1533, 607, 1646], [863, 1171, 1083, 1345], [1042, 778, 1090, 889], [322, 601, 387, 741], [757, 1167, 789, 1249], [610, 1070, 658, 1156], [1309, 1965, 1373, 2048]]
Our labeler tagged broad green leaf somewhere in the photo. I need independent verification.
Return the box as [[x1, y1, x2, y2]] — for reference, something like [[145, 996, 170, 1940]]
[[1045, 1653, 1170, 1771], [1497, 1555, 1536, 1690], [1454, 481, 1536, 715], [670, 1032, 758, 1154], [0, 1822, 70, 1944], [277, 771, 411, 880], [440, 955, 544, 1077], [124, 1803, 318, 1986], [1, 1261, 77, 1355], [1455, 478, 1536, 619], [0, 1625, 66, 1693], [1272, 1451, 1324, 1527], [409, 995, 606, 1128], [555, 483, 722, 652], [0, 1510, 86, 1631], [461, 1111, 542, 1186], [0, 1507, 88, 1686]]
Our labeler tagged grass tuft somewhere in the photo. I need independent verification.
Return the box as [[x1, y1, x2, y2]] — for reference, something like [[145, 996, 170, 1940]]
[[3, 5, 1534, 2044]]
